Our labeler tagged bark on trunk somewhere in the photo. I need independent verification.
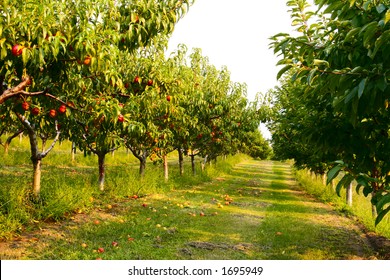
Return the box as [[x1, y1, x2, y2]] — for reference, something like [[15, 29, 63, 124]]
[[15, 114, 59, 200], [201, 155, 208, 171], [322, 173, 327, 186], [346, 182, 353, 207], [371, 191, 378, 218], [40, 135, 47, 152], [32, 159, 42, 198], [190, 154, 196, 176], [139, 156, 146, 178], [98, 153, 106, 191], [71, 142, 76, 162], [4, 142, 9, 155], [163, 154, 168, 181], [178, 148, 184, 176], [129, 148, 148, 178]]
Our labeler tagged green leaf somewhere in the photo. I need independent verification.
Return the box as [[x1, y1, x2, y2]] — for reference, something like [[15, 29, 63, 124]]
[[358, 78, 367, 98], [345, 86, 358, 104], [375, 206, 390, 226], [376, 4, 386, 14], [385, 10, 390, 24], [360, 22, 378, 48], [344, 27, 361, 42], [363, 185, 373, 197], [307, 68, 317, 86], [371, 30, 390, 58], [376, 75, 387, 92], [313, 59, 330, 68], [356, 175, 369, 194], [327, 165, 342, 185], [335, 174, 354, 197], [277, 65, 293, 80], [376, 193, 390, 212]]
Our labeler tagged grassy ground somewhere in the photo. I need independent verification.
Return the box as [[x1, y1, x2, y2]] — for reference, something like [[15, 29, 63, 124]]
[[294, 169, 390, 238], [1, 158, 388, 260], [0, 138, 226, 240]]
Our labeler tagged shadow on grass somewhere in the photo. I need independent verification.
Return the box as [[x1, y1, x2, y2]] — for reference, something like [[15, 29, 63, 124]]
[[5, 160, 378, 260]]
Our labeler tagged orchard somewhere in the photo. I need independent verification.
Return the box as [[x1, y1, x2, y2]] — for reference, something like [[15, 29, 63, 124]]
[[0, 1, 268, 205], [1, 0, 390, 262]]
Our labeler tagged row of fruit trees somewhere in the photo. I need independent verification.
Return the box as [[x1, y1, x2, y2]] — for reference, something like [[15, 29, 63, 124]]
[[0, 1, 269, 200], [266, 0, 390, 225]]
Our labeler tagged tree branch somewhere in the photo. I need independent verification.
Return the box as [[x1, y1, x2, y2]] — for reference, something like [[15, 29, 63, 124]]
[[41, 121, 61, 158], [0, 76, 45, 104]]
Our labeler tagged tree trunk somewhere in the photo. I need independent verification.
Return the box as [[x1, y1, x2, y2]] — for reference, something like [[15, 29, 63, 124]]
[[190, 154, 196, 175], [346, 182, 353, 207], [331, 179, 336, 191], [322, 173, 327, 186], [40, 135, 47, 152], [98, 153, 106, 191], [371, 191, 378, 218], [178, 148, 184, 176], [32, 158, 42, 198], [15, 113, 60, 200], [71, 142, 76, 162], [163, 154, 168, 181], [201, 155, 208, 171], [139, 155, 146, 178], [4, 142, 10, 155]]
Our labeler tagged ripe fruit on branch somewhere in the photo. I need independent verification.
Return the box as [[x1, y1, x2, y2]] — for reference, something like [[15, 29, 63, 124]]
[[83, 55, 92, 65], [131, 13, 140, 23], [117, 114, 124, 123], [22, 102, 29, 111], [31, 107, 40, 116], [58, 104, 66, 114], [166, 95, 171, 102], [66, 101, 75, 108], [49, 109, 57, 118], [12, 44, 24, 56], [134, 76, 140, 83], [147, 79, 153, 86]]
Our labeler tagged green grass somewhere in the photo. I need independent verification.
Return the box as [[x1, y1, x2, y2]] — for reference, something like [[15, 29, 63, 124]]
[[0, 137, 242, 240], [1, 137, 388, 260], [294, 169, 390, 239]]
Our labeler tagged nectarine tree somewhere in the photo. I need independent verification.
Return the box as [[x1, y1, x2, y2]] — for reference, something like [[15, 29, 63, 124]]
[[0, 0, 193, 197]]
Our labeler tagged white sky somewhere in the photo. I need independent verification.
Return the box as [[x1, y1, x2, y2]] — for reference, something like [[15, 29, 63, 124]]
[[167, 0, 297, 138], [167, 0, 295, 100]]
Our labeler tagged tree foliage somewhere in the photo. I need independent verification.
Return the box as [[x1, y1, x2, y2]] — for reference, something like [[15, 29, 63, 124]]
[[269, 0, 390, 224]]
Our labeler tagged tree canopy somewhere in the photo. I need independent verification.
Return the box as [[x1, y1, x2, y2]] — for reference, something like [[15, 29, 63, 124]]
[[269, 0, 390, 224]]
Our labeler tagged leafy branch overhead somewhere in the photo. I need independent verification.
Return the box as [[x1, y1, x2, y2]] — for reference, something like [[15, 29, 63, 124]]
[[269, 0, 390, 225]]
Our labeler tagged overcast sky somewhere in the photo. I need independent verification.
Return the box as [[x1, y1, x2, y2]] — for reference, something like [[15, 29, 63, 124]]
[[167, 0, 299, 138], [167, 0, 295, 100]]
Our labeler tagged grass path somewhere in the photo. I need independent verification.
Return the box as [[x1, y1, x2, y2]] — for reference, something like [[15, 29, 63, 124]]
[[1, 160, 388, 260]]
